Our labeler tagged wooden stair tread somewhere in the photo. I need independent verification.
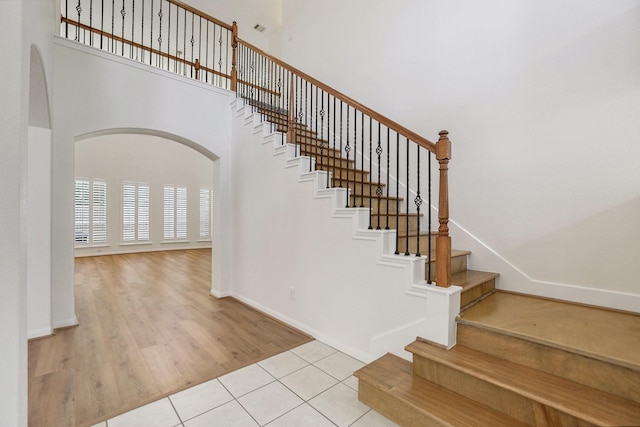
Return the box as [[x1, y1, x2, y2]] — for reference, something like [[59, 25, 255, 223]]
[[451, 270, 498, 291], [458, 291, 640, 371], [405, 340, 640, 426], [355, 354, 529, 427]]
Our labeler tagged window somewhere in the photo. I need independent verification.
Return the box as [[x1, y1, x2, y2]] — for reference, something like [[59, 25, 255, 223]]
[[122, 182, 150, 242], [74, 178, 107, 245], [199, 187, 213, 239], [163, 185, 187, 240]]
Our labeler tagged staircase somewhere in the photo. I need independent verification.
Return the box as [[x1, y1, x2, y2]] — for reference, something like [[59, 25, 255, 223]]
[[355, 291, 640, 426], [255, 106, 498, 311]]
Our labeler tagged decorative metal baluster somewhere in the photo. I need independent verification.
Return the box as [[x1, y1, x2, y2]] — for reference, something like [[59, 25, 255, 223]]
[[375, 122, 382, 230], [190, 13, 195, 77], [427, 151, 432, 283], [368, 117, 372, 228], [157, 2, 163, 68], [395, 132, 400, 254], [218, 31, 223, 87], [166, 3, 170, 68], [360, 112, 365, 207], [89, 0, 93, 45], [75, 0, 82, 42], [329, 96, 335, 189], [345, 105, 350, 207], [415, 142, 422, 257], [100, 0, 104, 49], [405, 136, 410, 256], [320, 91, 326, 176], [111, 0, 114, 52], [131, 0, 135, 58], [339, 101, 343, 188], [212, 25, 217, 84], [313, 85, 318, 172], [385, 127, 390, 230], [139, 0, 144, 60], [120, 0, 125, 56], [149, 0, 154, 64], [65, 0, 69, 38]]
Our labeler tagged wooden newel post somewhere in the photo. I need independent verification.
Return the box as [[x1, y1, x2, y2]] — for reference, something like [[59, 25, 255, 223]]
[[287, 76, 296, 144], [230, 21, 238, 92], [436, 130, 452, 288]]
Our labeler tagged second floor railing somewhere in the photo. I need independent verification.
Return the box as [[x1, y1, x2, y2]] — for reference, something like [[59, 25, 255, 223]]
[[60, 0, 452, 288], [62, 0, 234, 87]]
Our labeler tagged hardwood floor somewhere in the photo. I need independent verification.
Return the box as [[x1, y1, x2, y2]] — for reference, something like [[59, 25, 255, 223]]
[[28, 249, 312, 427]]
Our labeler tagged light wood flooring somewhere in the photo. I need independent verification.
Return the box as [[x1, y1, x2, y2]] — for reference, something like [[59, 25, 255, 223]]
[[28, 249, 312, 427]]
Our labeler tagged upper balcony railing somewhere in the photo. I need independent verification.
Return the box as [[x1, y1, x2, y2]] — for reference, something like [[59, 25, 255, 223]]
[[61, 0, 452, 288], [61, 0, 234, 87]]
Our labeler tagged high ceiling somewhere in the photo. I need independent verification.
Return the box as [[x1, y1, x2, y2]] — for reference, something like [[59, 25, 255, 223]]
[[186, 0, 282, 45]]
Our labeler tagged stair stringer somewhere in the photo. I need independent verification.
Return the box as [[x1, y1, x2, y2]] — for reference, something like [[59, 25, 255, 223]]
[[230, 97, 461, 361]]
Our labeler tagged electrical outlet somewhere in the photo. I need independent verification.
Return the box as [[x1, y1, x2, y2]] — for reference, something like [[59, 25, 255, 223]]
[[289, 287, 295, 300]]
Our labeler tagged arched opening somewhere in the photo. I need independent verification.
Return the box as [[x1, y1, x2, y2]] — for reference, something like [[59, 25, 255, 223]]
[[73, 129, 219, 295], [27, 45, 53, 339]]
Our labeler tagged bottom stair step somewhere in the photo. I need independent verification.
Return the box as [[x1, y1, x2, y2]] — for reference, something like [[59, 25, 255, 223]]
[[406, 340, 640, 426], [354, 353, 529, 427]]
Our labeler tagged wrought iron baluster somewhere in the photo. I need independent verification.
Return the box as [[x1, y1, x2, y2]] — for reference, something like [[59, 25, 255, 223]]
[[345, 105, 350, 208], [190, 13, 195, 76], [120, 0, 125, 55], [320, 90, 326, 177], [415, 141, 422, 257], [65, 0, 69, 38], [139, 0, 143, 60], [368, 117, 372, 228], [131, 0, 135, 58], [111, 0, 114, 52], [385, 127, 390, 230], [329, 96, 335, 189], [100, 0, 104, 49], [158, 1, 163, 68], [197, 17, 202, 79], [339, 101, 343, 188], [376, 122, 382, 230], [218, 30, 223, 87], [395, 132, 400, 254], [166, 2, 170, 68], [76, 0, 82, 42], [428, 152, 432, 283], [405, 136, 410, 256], [149, 0, 154, 64], [360, 112, 364, 207], [89, 0, 93, 45]]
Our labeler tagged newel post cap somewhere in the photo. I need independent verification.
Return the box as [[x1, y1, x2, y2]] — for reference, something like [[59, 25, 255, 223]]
[[436, 130, 451, 160]]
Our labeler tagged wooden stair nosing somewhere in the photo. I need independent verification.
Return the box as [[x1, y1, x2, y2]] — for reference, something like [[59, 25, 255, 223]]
[[406, 341, 640, 426], [355, 353, 530, 427], [456, 321, 640, 403], [451, 270, 498, 291]]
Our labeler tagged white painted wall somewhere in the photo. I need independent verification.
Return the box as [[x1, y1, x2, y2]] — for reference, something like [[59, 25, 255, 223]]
[[268, 0, 640, 307], [0, 2, 27, 424], [75, 133, 214, 257], [52, 38, 234, 328], [27, 126, 53, 339]]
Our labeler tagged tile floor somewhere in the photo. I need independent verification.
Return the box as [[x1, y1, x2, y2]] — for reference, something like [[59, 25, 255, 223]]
[[91, 340, 399, 427]]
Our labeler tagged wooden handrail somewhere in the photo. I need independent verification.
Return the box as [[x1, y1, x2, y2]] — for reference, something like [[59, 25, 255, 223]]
[[236, 38, 437, 154], [166, 0, 233, 31], [61, 17, 231, 81]]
